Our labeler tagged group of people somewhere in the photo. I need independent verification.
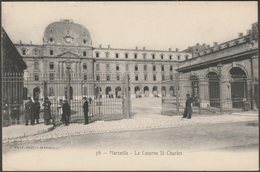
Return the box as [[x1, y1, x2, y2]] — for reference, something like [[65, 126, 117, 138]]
[[24, 97, 51, 126], [24, 96, 91, 126]]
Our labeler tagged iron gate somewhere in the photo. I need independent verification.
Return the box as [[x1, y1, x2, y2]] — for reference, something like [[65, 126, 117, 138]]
[[2, 72, 131, 126]]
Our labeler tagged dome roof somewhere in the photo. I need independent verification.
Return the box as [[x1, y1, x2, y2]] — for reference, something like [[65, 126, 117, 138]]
[[43, 19, 91, 46]]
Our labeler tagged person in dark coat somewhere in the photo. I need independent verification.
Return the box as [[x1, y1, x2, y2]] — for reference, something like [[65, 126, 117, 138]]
[[10, 100, 19, 125], [182, 94, 193, 119], [62, 100, 71, 126], [83, 97, 89, 125], [24, 97, 33, 126], [43, 97, 52, 125], [33, 99, 41, 124]]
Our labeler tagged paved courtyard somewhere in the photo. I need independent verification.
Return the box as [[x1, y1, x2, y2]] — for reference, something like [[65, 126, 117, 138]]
[[3, 97, 258, 144]]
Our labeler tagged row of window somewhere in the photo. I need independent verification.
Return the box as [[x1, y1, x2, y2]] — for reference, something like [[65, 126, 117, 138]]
[[95, 51, 189, 60], [95, 64, 173, 72], [33, 73, 173, 81], [34, 61, 174, 72], [22, 48, 188, 61]]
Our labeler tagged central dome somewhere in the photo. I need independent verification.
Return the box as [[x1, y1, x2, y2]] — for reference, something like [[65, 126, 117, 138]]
[[43, 19, 91, 46]]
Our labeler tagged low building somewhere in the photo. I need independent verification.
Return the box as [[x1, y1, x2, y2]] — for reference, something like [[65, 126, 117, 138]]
[[175, 23, 258, 111]]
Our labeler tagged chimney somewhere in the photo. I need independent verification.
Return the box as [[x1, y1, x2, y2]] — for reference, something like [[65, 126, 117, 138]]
[[169, 48, 172, 51], [238, 32, 243, 38], [143, 46, 146, 50], [19, 40, 22, 45], [108, 44, 110, 49], [213, 42, 218, 46], [176, 48, 179, 52], [246, 29, 251, 35], [136, 46, 138, 50], [99, 44, 102, 48]]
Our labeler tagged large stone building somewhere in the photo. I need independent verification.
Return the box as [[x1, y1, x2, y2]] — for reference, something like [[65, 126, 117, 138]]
[[14, 19, 192, 100]]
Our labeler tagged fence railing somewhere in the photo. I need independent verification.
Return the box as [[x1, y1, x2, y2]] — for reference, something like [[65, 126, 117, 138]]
[[2, 72, 131, 126]]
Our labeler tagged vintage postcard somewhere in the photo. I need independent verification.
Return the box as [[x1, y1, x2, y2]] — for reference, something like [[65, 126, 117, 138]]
[[1, 1, 258, 171]]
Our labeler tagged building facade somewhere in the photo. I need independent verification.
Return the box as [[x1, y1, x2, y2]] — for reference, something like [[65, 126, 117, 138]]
[[175, 22, 258, 111], [14, 19, 192, 100]]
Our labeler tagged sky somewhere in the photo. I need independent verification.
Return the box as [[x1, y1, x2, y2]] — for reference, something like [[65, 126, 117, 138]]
[[2, 1, 258, 50]]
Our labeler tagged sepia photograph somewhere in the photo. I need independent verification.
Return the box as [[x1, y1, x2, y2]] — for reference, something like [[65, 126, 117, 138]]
[[1, 1, 259, 171]]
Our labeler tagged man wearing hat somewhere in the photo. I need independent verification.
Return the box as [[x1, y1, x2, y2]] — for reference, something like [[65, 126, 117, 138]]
[[83, 97, 89, 125]]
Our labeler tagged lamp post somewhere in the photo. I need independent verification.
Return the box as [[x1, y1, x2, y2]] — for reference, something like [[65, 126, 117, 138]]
[[217, 63, 223, 114], [66, 61, 72, 105]]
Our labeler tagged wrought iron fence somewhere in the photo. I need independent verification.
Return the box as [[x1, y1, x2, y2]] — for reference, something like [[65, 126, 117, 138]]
[[162, 73, 256, 115], [2, 72, 131, 126]]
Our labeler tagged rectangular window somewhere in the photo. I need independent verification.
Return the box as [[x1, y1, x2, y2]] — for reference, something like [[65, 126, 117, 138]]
[[115, 53, 119, 58], [161, 65, 164, 71], [34, 62, 39, 70], [185, 55, 188, 60], [177, 55, 180, 60], [96, 75, 100, 81], [153, 74, 156, 81], [105, 52, 109, 58], [170, 65, 173, 71], [96, 64, 100, 71], [134, 53, 137, 59], [125, 53, 128, 58], [135, 65, 138, 71], [116, 64, 120, 71], [152, 54, 155, 59], [153, 65, 156, 71], [106, 75, 110, 81], [49, 62, 54, 70], [126, 64, 129, 71], [143, 53, 146, 59], [162, 74, 165, 81], [161, 54, 164, 59], [84, 74, 87, 81], [96, 52, 99, 58], [49, 87, 54, 96], [22, 49, 26, 55], [135, 75, 138, 81], [144, 74, 147, 81], [117, 75, 120, 81], [83, 51, 86, 56], [169, 55, 172, 60], [49, 73, 55, 80], [34, 73, 39, 81], [106, 64, 110, 71], [50, 50, 53, 55], [83, 63, 87, 70], [144, 65, 147, 71]]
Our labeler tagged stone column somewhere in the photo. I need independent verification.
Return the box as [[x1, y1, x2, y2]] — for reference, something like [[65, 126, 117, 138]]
[[221, 76, 232, 112]]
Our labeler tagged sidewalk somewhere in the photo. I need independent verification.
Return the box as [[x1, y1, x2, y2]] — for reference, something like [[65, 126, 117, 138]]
[[2, 123, 54, 142], [3, 113, 258, 144]]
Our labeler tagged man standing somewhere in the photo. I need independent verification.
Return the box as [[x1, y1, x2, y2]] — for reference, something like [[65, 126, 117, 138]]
[[43, 97, 52, 125], [62, 100, 71, 126], [24, 97, 33, 126], [34, 98, 41, 124], [182, 94, 193, 119], [83, 97, 89, 125]]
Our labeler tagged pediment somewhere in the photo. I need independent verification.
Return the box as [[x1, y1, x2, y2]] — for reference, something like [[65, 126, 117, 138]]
[[57, 51, 80, 58]]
